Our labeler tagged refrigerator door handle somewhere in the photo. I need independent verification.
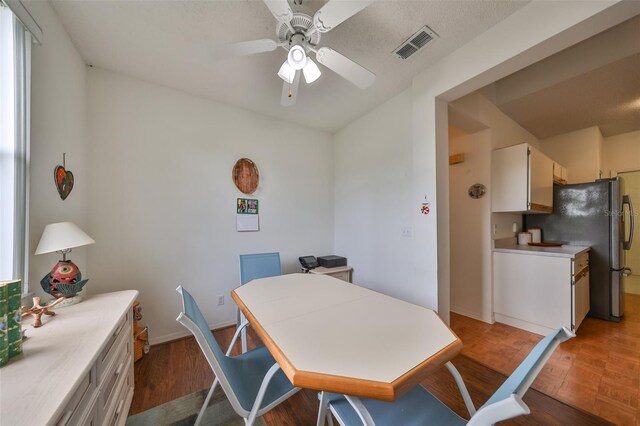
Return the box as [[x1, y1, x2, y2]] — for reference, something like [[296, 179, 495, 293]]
[[622, 267, 632, 277], [623, 195, 634, 250]]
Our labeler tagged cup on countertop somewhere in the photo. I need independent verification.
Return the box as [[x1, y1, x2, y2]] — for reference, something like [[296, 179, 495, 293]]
[[528, 227, 542, 243], [518, 232, 532, 245]]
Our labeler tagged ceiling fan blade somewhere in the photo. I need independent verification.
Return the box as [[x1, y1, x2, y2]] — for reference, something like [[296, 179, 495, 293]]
[[315, 47, 375, 89], [313, 0, 375, 33], [281, 70, 301, 107], [263, 0, 293, 23], [210, 39, 278, 61]]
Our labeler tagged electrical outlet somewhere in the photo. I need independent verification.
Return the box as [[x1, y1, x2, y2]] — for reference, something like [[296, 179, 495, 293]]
[[401, 226, 412, 238], [217, 295, 224, 305]]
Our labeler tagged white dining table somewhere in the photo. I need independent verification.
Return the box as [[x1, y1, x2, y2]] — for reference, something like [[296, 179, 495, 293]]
[[231, 273, 462, 401]]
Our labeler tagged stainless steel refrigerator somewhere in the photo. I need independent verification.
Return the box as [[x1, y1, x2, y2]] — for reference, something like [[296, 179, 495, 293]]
[[524, 178, 634, 322]]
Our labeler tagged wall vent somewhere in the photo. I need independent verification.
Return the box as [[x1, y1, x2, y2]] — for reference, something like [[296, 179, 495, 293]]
[[393, 26, 438, 60]]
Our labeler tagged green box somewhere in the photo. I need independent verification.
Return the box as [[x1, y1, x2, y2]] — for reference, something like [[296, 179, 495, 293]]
[[7, 295, 21, 312], [0, 312, 7, 367], [0, 282, 9, 367], [1, 280, 22, 360], [8, 340, 21, 358], [6, 280, 21, 297]]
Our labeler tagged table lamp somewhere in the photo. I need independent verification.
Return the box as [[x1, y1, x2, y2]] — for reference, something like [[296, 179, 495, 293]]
[[35, 222, 95, 304]]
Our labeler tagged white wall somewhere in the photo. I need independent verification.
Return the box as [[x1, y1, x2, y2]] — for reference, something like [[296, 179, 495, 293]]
[[86, 69, 334, 343], [539, 126, 603, 183], [27, 0, 637, 342], [28, 1, 88, 297], [410, 0, 635, 322], [448, 91, 538, 322], [333, 89, 414, 301], [330, 1, 635, 325], [602, 130, 640, 176]]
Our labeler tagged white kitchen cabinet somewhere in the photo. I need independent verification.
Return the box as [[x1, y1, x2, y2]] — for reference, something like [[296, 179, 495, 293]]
[[553, 162, 569, 185], [493, 250, 589, 335], [492, 143, 553, 213]]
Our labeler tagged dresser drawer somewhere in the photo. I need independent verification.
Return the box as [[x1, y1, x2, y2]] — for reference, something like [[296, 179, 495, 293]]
[[103, 356, 134, 426], [97, 312, 131, 381], [56, 365, 97, 426], [98, 331, 131, 421], [71, 389, 99, 426]]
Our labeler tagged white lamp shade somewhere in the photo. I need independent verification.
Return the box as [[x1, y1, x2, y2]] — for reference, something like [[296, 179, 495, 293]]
[[303, 59, 321, 84], [35, 222, 95, 255], [287, 45, 307, 70], [277, 60, 295, 84]]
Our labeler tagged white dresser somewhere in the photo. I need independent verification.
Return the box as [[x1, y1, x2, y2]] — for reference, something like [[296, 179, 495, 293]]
[[0, 290, 138, 426]]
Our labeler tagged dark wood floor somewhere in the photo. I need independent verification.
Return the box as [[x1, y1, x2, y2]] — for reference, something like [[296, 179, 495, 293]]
[[130, 326, 319, 424], [130, 326, 610, 425], [451, 293, 640, 425]]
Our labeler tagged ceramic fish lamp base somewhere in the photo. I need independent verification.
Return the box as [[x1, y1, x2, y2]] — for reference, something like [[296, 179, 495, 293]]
[[40, 260, 89, 307]]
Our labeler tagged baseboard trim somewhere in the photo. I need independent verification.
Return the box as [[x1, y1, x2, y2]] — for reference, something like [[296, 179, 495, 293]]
[[450, 305, 494, 324], [494, 313, 550, 336], [149, 320, 237, 346]]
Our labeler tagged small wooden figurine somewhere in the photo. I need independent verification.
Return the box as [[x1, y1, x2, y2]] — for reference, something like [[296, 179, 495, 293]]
[[21, 297, 64, 328], [132, 301, 149, 361]]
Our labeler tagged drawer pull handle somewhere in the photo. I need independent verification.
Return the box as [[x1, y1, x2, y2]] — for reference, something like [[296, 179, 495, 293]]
[[113, 398, 126, 425], [57, 411, 73, 426], [115, 361, 125, 378], [113, 322, 124, 337]]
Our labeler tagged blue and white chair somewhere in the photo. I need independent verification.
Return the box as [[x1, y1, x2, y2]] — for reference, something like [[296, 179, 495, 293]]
[[176, 286, 299, 426], [317, 327, 574, 426], [237, 252, 282, 352]]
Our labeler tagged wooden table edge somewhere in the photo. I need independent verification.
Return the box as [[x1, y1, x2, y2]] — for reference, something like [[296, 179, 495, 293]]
[[231, 288, 463, 402]]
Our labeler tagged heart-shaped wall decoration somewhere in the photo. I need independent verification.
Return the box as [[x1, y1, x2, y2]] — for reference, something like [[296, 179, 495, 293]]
[[54, 165, 74, 200]]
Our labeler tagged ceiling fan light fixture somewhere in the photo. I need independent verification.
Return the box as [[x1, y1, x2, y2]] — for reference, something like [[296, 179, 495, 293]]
[[277, 60, 295, 84], [287, 45, 307, 70], [303, 59, 321, 84]]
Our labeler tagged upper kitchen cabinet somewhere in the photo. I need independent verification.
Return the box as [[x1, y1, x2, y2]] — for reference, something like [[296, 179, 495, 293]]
[[553, 162, 569, 185], [492, 143, 553, 213]]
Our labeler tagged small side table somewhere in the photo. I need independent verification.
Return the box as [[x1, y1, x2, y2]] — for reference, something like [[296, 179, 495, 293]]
[[309, 265, 353, 283]]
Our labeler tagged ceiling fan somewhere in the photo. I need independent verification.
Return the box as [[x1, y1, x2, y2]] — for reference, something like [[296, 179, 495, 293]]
[[211, 0, 376, 106]]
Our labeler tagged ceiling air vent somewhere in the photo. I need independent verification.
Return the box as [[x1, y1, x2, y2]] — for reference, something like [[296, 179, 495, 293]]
[[393, 26, 438, 60]]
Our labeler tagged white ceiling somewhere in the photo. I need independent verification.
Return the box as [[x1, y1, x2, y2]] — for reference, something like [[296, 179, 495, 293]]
[[489, 15, 640, 139], [50, 0, 528, 133]]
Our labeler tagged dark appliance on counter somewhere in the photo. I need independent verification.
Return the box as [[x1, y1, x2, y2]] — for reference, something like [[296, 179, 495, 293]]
[[317, 255, 347, 268], [524, 177, 634, 322]]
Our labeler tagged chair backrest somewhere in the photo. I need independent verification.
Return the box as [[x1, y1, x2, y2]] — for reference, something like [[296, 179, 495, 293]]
[[239, 252, 282, 285], [175, 286, 249, 416], [469, 327, 574, 425]]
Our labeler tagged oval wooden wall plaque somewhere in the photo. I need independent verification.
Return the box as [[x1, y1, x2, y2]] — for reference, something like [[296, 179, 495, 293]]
[[232, 158, 259, 194]]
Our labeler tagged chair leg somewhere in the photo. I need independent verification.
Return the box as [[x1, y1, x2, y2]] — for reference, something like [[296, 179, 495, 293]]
[[238, 310, 248, 353], [241, 327, 248, 354], [246, 363, 282, 426], [227, 318, 249, 356], [317, 392, 329, 426], [445, 361, 476, 417], [194, 378, 219, 426]]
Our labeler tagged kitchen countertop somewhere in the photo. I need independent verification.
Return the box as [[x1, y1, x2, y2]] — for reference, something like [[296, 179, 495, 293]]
[[493, 238, 590, 258]]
